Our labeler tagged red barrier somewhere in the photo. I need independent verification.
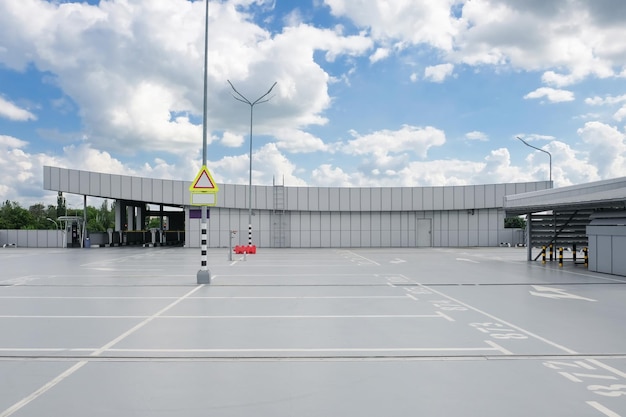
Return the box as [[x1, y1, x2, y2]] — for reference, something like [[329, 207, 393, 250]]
[[234, 245, 257, 254]]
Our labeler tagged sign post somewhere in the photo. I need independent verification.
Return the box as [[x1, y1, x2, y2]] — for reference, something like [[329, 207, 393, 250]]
[[190, 165, 219, 284]]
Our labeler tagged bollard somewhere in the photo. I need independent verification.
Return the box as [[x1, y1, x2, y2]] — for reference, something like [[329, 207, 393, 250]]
[[549, 244, 553, 262], [583, 247, 588, 268], [558, 247, 563, 268], [542, 246, 546, 264], [573, 244, 577, 263]]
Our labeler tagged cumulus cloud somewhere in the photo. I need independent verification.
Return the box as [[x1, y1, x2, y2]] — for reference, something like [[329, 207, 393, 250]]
[[342, 125, 446, 159], [424, 63, 454, 83], [524, 87, 575, 103], [0, 96, 37, 121], [577, 121, 626, 178], [454, 0, 624, 84], [465, 131, 489, 142], [0, 0, 372, 156]]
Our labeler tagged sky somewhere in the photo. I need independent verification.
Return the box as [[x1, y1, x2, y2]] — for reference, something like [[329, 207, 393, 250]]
[[1, 0, 626, 208]]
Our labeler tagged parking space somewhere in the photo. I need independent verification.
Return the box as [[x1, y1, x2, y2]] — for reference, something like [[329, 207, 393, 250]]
[[1, 247, 626, 416]]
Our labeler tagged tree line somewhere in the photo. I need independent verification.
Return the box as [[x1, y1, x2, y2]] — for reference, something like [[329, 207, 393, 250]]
[[0, 198, 115, 232]]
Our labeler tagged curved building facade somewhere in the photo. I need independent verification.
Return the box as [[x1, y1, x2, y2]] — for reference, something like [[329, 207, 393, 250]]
[[43, 166, 551, 248]]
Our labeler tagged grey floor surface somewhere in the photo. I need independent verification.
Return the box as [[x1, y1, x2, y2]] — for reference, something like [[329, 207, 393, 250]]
[[1, 246, 626, 416]]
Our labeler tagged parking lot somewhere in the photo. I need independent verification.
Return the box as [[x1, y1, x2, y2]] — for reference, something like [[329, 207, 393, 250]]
[[1, 246, 626, 416]]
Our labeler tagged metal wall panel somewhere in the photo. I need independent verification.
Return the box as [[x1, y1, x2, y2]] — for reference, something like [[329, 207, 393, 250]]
[[320, 212, 331, 246], [162, 180, 174, 204], [100, 174, 111, 198], [453, 187, 464, 210], [121, 176, 132, 200], [614, 236, 626, 276], [331, 212, 341, 246], [413, 187, 423, 210], [464, 185, 475, 209], [339, 188, 350, 210], [77, 170, 88, 195], [308, 188, 319, 211], [474, 185, 485, 209], [88, 172, 100, 196], [434, 187, 444, 210], [423, 188, 433, 210], [131, 177, 141, 201], [370, 188, 382, 211], [257, 186, 268, 209], [68, 170, 79, 193], [51, 167, 61, 190], [361, 212, 371, 246], [223, 184, 235, 207], [173, 181, 185, 205], [443, 187, 454, 210], [381, 188, 392, 211], [401, 188, 412, 211], [360, 188, 371, 211], [110, 175, 122, 199], [329, 188, 340, 211], [484, 185, 496, 207], [495, 184, 506, 207], [380, 212, 391, 246], [350, 188, 360, 211], [297, 187, 308, 210], [235, 185, 247, 209], [310, 212, 321, 247], [318, 188, 329, 211], [152, 179, 163, 203], [141, 178, 152, 202]]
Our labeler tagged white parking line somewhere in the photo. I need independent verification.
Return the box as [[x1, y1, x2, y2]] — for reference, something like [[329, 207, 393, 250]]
[[0, 284, 206, 417]]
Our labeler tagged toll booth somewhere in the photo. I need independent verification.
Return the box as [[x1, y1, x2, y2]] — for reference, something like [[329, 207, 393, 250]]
[[56, 216, 84, 248]]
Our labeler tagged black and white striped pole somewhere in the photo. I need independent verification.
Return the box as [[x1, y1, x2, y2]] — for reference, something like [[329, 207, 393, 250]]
[[227, 79, 277, 248], [197, 0, 211, 284]]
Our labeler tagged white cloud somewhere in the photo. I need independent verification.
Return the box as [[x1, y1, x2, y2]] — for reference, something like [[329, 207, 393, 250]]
[[342, 125, 446, 159], [423, 63, 454, 83], [274, 128, 329, 153], [0, 96, 36, 121], [0, 0, 372, 156], [221, 131, 244, 148], [324, 0, 461, 52], [585, 94, 626, 106], [524, 87, 575, 103], [369, 47, 390, 63], [465, 131, 489, 142], [614, 105, 626, 122], [577, 121, 626, 178], [454, 1, 624, 84]]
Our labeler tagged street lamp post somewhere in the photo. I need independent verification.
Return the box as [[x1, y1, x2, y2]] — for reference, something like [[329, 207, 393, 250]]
[[46, 218, 58, 229], [517, 136, 552, 187], [197, 0, 211, 284], [227, 80, 277, 246]]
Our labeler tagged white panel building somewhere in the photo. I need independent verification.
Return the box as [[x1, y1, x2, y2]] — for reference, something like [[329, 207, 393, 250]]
[[43, 166, 551, 248]]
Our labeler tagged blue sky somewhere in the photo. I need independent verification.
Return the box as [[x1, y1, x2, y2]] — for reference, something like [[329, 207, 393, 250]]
[[1, 0, 626, 207]]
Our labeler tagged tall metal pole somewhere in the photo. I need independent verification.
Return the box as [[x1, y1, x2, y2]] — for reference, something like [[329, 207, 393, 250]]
[[517, 136, 552, 187], [227, 80, 277, 246], [197, 0, 211, 284]]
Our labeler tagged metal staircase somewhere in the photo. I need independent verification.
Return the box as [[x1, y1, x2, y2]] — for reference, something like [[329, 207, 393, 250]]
[[528, 209, 593, 250]]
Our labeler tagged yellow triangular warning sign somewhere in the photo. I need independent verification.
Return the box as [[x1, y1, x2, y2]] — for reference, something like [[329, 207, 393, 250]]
[[189, 166, 219, 193]]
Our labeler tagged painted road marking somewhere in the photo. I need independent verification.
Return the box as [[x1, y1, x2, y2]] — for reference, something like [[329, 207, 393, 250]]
[[0, 284, 206, 417], [530, 285, 597, 302], [456, 258, 480, 263]]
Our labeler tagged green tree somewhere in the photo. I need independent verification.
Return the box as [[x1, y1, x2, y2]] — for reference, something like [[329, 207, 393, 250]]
[[504, 216, 526, 229], [0, 201, 33, 229]]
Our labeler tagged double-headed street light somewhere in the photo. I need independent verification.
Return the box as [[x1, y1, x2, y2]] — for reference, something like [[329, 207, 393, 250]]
[[517, 136, 552, 187], [227, 79, 277, 246]]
